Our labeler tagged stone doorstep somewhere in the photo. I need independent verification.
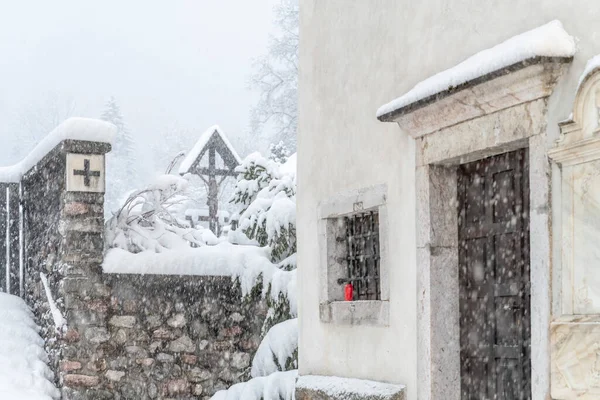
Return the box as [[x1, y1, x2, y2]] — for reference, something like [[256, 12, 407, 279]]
[[295, 375, 406, 400]]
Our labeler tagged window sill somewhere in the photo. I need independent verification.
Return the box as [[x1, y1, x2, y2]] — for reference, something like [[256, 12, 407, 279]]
[[319, 300, 389, 326]]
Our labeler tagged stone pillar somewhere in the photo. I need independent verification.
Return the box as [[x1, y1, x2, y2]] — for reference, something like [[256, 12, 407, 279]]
[[20, 139, 111, 399], [60, 189, 112, 399]]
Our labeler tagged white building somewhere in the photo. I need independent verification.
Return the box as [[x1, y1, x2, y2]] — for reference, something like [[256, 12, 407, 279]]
[[296, 3, 600, 400]]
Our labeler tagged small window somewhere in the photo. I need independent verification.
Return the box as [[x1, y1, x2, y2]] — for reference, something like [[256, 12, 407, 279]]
[[318, 184, 389, 325], [342, 211, 380, 300]]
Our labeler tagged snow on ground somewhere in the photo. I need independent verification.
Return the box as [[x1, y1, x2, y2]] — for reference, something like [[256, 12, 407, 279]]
[[103, 243, 297, 315], [211, 370, 297, 400], [178, 125, 242, 175], [0, 118, 116, 183], [251, 318, 298, 378], [0, 293, 60, 400], [296, 375, 406, 399], [376, 20, 576, 118]]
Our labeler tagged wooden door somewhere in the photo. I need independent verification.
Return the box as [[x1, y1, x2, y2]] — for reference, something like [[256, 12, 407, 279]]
[[458, 149, 531, 400]]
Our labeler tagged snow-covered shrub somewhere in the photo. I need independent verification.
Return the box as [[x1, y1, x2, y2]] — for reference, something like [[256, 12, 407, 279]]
[[251, 318, 298, 378], [269, 141, 291, 164], [105, 174, 217, 253], [215, 153, 298, 400], [231, 152, 296, 264], [230, 152, 277, 208], [230, 151, 297, 360], [211, 370, 297, 400]]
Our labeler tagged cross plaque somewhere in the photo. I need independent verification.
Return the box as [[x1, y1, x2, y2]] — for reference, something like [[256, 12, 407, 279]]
[[66, 153, 105, 193], [73, 159, 101, 187]]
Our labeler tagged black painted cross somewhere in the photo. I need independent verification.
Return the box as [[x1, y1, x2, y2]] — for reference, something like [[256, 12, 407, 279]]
[[73, 159, 101, 187]]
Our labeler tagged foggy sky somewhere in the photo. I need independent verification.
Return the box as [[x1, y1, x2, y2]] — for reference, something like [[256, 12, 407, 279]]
[[0, 0, 278, 174]]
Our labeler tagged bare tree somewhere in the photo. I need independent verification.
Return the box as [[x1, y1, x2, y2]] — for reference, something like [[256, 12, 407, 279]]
[[249, 0, 298, 150]]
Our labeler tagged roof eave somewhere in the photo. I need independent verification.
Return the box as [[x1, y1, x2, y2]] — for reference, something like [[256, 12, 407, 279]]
[[377, 56, 573, 138]]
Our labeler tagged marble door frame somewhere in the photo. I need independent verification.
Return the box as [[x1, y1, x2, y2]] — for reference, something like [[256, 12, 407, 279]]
[[415, 99, 552, 400]]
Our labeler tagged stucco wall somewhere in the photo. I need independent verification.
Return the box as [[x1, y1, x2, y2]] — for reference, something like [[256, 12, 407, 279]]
[[297, 2, 600, 400]]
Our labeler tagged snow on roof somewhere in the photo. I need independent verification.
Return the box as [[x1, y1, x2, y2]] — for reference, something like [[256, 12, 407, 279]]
[[0, 293, 60, 399], [376, 20, 576, 119], [178, 125, 242, 175], [578, 54, 600, 88], [296, 375, 406, 398], [0, 117, 116, 183]]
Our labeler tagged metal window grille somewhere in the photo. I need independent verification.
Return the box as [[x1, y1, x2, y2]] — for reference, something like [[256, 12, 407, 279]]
[[344, 211, 381, 300]]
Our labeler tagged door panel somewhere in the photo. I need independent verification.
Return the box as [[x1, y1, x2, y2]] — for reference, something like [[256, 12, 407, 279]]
[[458, 149, 531, 400]]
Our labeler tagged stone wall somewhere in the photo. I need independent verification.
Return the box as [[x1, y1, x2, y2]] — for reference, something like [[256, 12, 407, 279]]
[[59, 271, 268, 400], [94, 275, 266, 399], [21, 142, 67, 377]]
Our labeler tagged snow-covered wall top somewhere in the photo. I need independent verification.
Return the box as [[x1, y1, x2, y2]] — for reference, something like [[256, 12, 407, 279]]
[[376, 20, 577, 119], [178, 125, 242, 175], [103, 243, 297, 315], [0, 117, 116, 183]]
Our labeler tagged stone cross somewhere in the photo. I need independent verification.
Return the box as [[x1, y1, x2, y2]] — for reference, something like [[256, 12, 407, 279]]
[[73, 159, 100, 187]]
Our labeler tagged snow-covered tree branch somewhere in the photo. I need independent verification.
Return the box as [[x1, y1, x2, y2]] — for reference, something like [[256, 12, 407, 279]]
[[105, 174, 217, 253], [249, 0, 298, 150]]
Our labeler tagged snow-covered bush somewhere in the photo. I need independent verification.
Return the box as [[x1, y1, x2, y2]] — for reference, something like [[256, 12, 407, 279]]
[[251, 318, 298, 377], [230, 151, 297, 351], [214, 152, 298, 400], [211, 370, 297, 400], [105, 174, 217, 253], [231, 152, 296, 265], [269, 141, 291, 164], [230, 152, 277, 209]]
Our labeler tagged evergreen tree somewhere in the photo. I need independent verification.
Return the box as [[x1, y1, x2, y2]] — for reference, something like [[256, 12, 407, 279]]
[[269, 141, 291, 164], [230, 152, 296, 264], [100, 97, 138, 215]]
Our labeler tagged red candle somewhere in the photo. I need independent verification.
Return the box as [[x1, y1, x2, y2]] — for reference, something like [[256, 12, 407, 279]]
[[344, 283, 353, 301]]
